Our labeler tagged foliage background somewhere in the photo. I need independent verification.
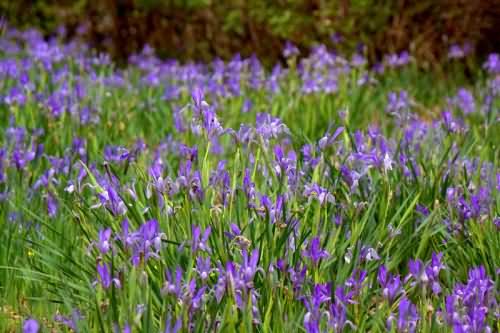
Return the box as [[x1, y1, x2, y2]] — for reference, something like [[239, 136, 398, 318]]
[[1, 0, 500, 66]]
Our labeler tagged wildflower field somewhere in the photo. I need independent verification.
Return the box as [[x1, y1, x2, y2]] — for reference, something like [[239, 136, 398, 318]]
[[0, 27, 499, 333]]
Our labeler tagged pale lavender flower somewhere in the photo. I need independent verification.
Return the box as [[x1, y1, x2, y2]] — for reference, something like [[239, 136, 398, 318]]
[[385, 51, 410, 67], [283, 41, 300, 58], [483, 53, 500, 74], [318, 126, 344, 150], [303, 183, 334, 206], [196, 256, 212, 281], [351, 53, 366, 67], [453, 88, 475, 114], [129, 219, 164, 265], [242, 99, 252, 113], [96, 186, 127, 216], [162, 267, 183, 297], [23, 318, 39, 333], [255, 113, 290, 141], [386, 90, 410, 116], [97, 228, 112, 254], [448, 43, 472, 59], [258, 194, 285, 224], [441, 110, 464, 133]]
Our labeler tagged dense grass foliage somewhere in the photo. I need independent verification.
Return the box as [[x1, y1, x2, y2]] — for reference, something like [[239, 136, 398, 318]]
[[0, 27, 499, 332]]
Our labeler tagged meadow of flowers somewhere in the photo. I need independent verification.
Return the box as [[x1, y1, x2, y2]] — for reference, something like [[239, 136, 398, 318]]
[[0, 26, 498, 333]]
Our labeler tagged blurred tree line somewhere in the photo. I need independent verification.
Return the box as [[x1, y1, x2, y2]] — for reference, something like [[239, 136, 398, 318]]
[[1, 0, 499, 67]]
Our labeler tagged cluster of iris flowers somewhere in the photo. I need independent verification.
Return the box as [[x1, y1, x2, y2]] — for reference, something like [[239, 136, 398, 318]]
[[0, 24, 498, 333]]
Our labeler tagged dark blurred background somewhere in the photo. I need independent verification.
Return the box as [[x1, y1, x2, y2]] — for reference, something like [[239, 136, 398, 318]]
[[1, 0, 499, 67]]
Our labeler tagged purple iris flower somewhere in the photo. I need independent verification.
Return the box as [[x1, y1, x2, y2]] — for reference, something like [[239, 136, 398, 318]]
[[273, 145, 297, 187], [441, 110, 463, 133], [191, 86, 207, 115], [346, 269, 367, 296], [448, 44, 466, 59], [340, 165, 362, 191], [302, 237, 329, 265], [259, 194, 285, 224], [301, 144, 320, 169], [408, 258, 429, 284], [407, 253, 444, 295], [289, 262, 307, 295], [318, 126, 344, 150], [241, 249, 260, 287], [104, 145, 130, 163], [11, 147, 35, 171], [303, 283, 331, 333], [386, 90, 410, 116], [23, 318, 39, 333], [177, 160, 204, 201], [191, 225, 211, 254], [162, 267, 183, 298], [303, 183, 334, 206], [385, 51, 410, 67], [209, 160, 231, 205], [242, 168, 256, 207], [97, 228, 112, 254], [241, 99, 252, 113], [196, 256, 212, 281], [221, 250, 263, 320], [396, 297, 419, 333], [255, 113, 290, 142], [214, 263, 227, 303], [172, 107, 186, 133], [328, 286, 356, 332], [47, 192, 58, 217], [185, 279, 207, 311], [164, 314, 182, 333], [4, 86, 26, 105], [96, 262, 120, 289], [444, 266, 496, 333], [415, 204, 430, 217], [54, 309, 82, 331], [97, 186, 127, 216], [427, 252, 445, 277], [360, 245, 380, 262], [201, 106, 224, 139], [126, 219, 164, 265], [117, 219, 135, 249], [453, 88, 475, 114], [351, 53, 366, 67], [378, 265, 402, 303], [224, 223, 242, 241], [283, 41, 300, 58], [483, 53, 500, 74]]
